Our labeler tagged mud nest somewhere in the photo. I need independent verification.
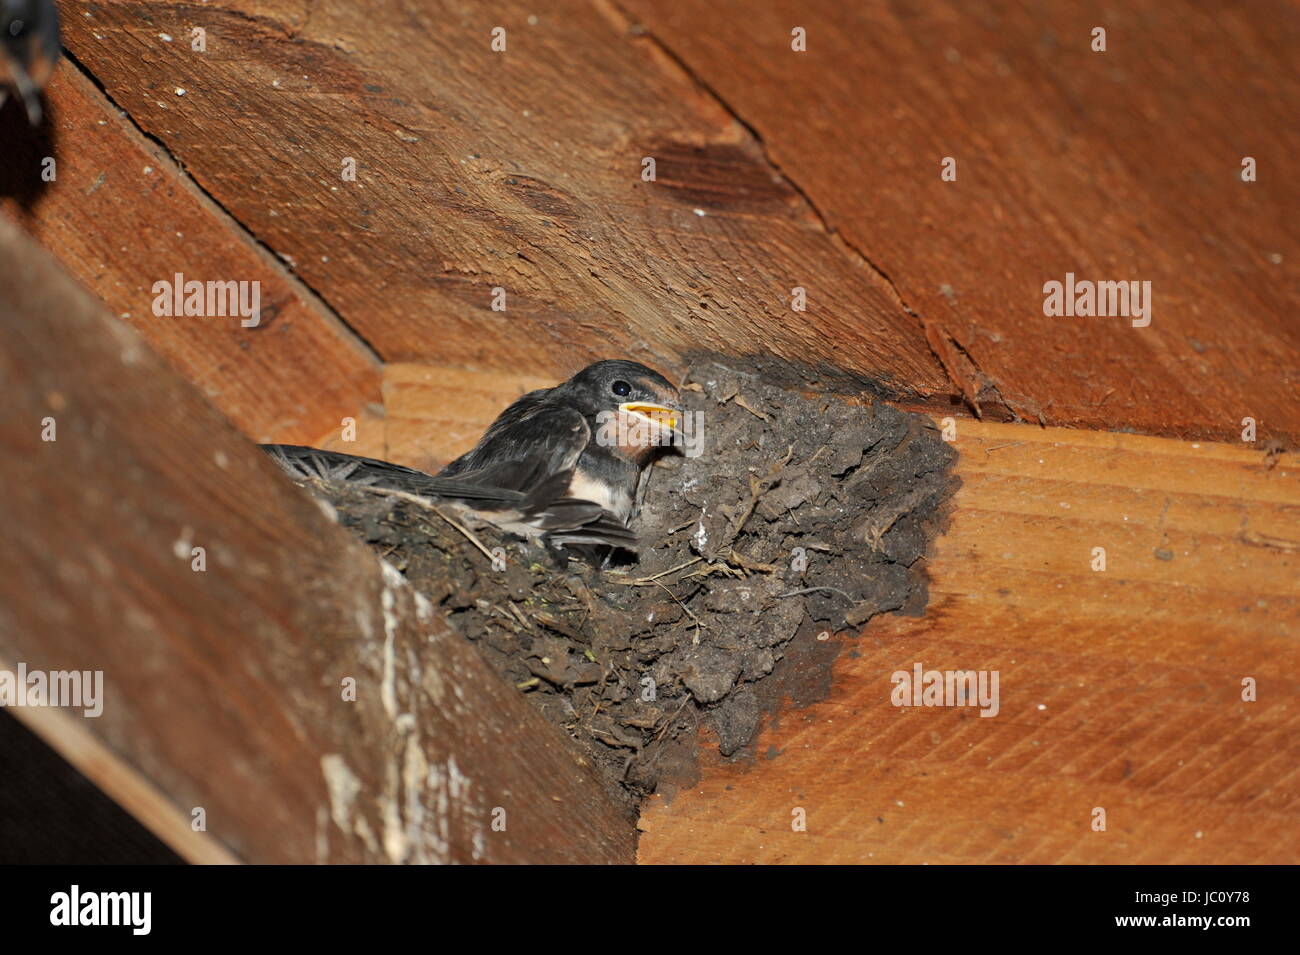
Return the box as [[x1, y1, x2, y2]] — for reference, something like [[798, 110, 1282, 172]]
[[295, 361, 957, 811]]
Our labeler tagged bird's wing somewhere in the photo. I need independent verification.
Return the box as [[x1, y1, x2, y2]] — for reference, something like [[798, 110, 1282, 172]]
[[261, 444, 526, 506], [435, 402, 591, 495], [262, 441, 637, 551], [512, 468, 638, 547]]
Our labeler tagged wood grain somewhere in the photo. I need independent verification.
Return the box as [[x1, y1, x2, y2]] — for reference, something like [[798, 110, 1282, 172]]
[[0, 59, 382, 447], [54, 0, 950, 403], [0, 218, 635, 864], [637, 420, 1299, 864], [619, 0, 1300, 442], [382, 362, 556, 472], [45, 0, 1300, 444]]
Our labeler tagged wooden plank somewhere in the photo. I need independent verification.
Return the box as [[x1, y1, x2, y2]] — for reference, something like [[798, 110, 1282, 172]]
[[618, 0, 1300, 443], [0, 683, 238, 864], [0, 60, 383, 449], [637, 420, 1299, 863], [55, 0, 951, 405], [0, 217, 635, 864], [382, 362, 557, 472]]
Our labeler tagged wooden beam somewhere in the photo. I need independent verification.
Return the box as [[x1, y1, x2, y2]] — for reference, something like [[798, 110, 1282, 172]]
[[382, 362, 556, 472], [54, 0, 950, 402], [0, 683, 238, 864], [638, 420, 1298, 863], [618, 0, 1300, 442], [0, 217, 635, 864], [48, 0, 1300, 443], [0, 59, 384, 451]]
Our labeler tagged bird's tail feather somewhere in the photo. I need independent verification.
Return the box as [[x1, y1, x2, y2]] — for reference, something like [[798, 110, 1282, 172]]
[[262, 444, 523, 503], [261, 444, 636, 551]]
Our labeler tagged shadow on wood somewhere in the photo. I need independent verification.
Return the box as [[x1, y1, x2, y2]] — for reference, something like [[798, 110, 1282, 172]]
[[0, 217, 635, 864]]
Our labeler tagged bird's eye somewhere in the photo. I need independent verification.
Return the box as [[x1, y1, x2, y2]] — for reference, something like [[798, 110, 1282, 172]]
[[9, 20, 25, 38], [611, 380, 632, 398]]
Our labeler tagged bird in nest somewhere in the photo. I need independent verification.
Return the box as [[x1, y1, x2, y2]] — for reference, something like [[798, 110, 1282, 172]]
[[263, 359, 683, 560]]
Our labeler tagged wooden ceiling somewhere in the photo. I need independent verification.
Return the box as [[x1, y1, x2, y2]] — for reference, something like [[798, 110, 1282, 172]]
[[5, 0, 1296, 451], [1, 0, 1295, 865]]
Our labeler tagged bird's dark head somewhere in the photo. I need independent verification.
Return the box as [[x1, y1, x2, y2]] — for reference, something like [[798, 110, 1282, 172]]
[[559, 359, 681, 457], [1, 0, 60, 125]]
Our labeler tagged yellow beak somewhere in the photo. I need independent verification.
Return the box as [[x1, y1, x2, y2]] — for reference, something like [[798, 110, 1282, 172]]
[[619, 402, 681, 431]]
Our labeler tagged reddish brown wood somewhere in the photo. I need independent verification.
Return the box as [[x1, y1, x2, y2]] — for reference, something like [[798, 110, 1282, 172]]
[[43, 0, 1300, 444], [0, 217, 636, 864], [53, 0, 951, 404], [639, 421, 1300, 864], [619, 0, 1300, 442], [383, 362, 556, 472], [0, 61, 383, 447]]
